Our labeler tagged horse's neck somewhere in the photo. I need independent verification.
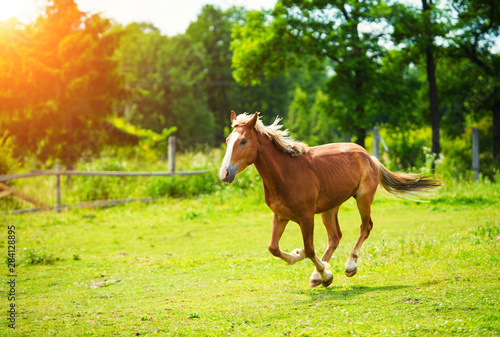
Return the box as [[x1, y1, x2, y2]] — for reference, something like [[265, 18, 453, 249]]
[[254, 134, 294, 192]]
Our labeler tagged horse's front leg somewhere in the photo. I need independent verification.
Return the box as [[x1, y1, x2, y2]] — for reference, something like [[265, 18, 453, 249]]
[[300, 216, 333, 287], [268, 213, 306, 264]]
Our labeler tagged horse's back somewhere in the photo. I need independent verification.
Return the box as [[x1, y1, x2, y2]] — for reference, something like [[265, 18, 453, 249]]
[[310, 142, 367, 156], [306, 143, 378, 212]]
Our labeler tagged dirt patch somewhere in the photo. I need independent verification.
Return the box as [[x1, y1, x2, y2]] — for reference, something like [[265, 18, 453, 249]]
[[403, 298, 421, 304], [88, 277, 119, 289]]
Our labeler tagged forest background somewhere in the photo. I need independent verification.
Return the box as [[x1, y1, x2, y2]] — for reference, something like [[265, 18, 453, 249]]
[[1, 0, 499, 183]]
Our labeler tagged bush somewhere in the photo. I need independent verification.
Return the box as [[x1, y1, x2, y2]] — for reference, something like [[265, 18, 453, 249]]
[[145, 174, 217, 198], [24, 248, 60, 265], [378, 127, 430, 172], [70, 157, 133, 202]]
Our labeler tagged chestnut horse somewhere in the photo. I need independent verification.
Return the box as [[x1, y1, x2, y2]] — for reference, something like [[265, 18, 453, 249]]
[[220, 111, 441, 287]]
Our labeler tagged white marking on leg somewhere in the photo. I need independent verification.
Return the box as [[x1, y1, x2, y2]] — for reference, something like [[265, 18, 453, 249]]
[[346, 252, 358, 271], [320, 263, 332, 282], [219, 132, 240, 180], [310, 268, 321, 283], [279, 248, 305, 265], [310, 261, 333, 287]]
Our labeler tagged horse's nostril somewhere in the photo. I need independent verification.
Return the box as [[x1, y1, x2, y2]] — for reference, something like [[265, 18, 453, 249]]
[[219, 168, 229, 181]]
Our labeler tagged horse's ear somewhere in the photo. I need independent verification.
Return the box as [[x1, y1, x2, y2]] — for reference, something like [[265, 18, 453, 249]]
[[246, 112, 259, 129], [230, 110, 237, 124]]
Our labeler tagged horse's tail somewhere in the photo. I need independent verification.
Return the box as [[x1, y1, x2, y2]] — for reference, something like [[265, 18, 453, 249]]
[[371, 156, 442, 201]]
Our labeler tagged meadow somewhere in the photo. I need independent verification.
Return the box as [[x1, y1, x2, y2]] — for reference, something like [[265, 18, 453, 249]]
[[1, 152, 500, 336]]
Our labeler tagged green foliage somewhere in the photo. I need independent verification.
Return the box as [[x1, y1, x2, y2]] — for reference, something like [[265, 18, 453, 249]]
[[286, 87, 310, 142], [115, 22, 216, 148], [113, 22, 169, 132], [0, 131, 20, 175], [231, 9, 296, 86], [310, 90, 340, 145], [286, 88, 344, 145], [109, 117, 176, 158], [469, 224, 500, 241], [70, 157, 130, 201], [23, 248, 60, 265], [431, 176, 500, 205], [2, 0, 500, 193], [231, 0, 398, 147], [145, 175, 216, 198], [0, 1, 123, 168], [381, 127, 431, 171], [372, 124, 500, 182]]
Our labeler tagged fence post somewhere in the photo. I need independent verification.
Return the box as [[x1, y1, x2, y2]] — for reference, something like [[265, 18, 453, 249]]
[[168, 136, 176, 173], [472, 127, 479, 181], [373, 126, 380, 159], [55, 164, 61, 212]]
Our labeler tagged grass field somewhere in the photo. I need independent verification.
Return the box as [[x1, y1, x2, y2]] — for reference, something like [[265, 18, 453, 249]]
[[1, 177, 500, 336]]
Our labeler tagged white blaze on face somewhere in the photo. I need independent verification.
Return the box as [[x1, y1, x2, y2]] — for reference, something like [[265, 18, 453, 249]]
[[219, 132, 240, 180]]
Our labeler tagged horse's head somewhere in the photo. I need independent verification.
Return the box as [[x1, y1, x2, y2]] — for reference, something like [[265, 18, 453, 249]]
[[219, 111, 259, 183]]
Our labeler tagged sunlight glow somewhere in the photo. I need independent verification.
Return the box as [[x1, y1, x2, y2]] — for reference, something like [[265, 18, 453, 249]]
[[0, 0, 41, 22], [0, 2, 17, 20]]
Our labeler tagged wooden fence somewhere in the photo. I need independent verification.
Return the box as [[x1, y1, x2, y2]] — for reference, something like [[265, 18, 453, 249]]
[[0, 136, 209, 214], [0, 169, 209, 214]]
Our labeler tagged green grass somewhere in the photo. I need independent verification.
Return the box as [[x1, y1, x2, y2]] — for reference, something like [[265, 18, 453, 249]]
[[1, 181, 499, 336]]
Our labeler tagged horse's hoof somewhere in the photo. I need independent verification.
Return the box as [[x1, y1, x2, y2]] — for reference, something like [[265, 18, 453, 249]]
[[345, 268, 357, 277], [322, 276, 333, 287], [309, 279, 322, 287]]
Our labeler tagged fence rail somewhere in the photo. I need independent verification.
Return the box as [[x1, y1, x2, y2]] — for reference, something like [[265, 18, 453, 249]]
[[0, 170, 209, 182], [1, 168, 210, 214], [1, 135, 210, 213], [1, 135, 214, 213]]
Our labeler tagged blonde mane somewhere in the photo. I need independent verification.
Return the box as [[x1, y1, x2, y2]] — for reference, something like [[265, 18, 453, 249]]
[[232, 113, 309, 157]]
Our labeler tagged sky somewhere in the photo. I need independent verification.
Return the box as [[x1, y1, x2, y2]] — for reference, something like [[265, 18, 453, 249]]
[[0, 0, 277, 36], [0, 0, 497, 50]]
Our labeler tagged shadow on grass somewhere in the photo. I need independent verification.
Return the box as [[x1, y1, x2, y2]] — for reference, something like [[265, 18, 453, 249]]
[[300, 284, 411, 302]]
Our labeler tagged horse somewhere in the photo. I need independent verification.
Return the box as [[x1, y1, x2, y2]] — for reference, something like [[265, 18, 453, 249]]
[[219, 111, 441, 287]]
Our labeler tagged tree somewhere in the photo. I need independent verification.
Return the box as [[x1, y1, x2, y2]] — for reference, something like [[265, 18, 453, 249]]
[[390, 0, 449, 171], [422, 0, 441, 170], [114, 22, 169, 131], [287, 87, 311, 142], [231, 0, 394, 148], [185, 5, 244, 142], [287, 88, 342, 145], [186, 5, 324, 142], [0, 0, 123, 168], [115, 22, 215, 148], [449, 0, 500, 160], [162, 34, 216, 147]]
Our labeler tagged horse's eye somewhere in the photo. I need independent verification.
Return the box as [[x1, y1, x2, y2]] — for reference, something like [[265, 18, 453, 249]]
[[240, 139, 248, 146]]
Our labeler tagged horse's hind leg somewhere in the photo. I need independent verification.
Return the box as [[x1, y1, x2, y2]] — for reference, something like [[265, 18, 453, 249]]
[[346, 192, 375, 277], [310, 207, 341, 287], [320, 207, 342, 262]]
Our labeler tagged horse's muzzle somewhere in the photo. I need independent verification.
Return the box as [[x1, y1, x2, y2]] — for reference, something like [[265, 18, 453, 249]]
[[219, 165, 237, 183]]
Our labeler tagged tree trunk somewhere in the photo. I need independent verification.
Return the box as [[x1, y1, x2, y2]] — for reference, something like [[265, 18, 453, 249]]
[[64, 113, 76, 170], [425, 47, 440, 169], [422, 0, 440, 172], [493, 93, 500, 160], [355, 127, 366, 148]]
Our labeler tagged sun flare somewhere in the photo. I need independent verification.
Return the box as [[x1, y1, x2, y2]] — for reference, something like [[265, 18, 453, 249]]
[[0, 1, 39, 22], [0, 2, 17, 20]]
